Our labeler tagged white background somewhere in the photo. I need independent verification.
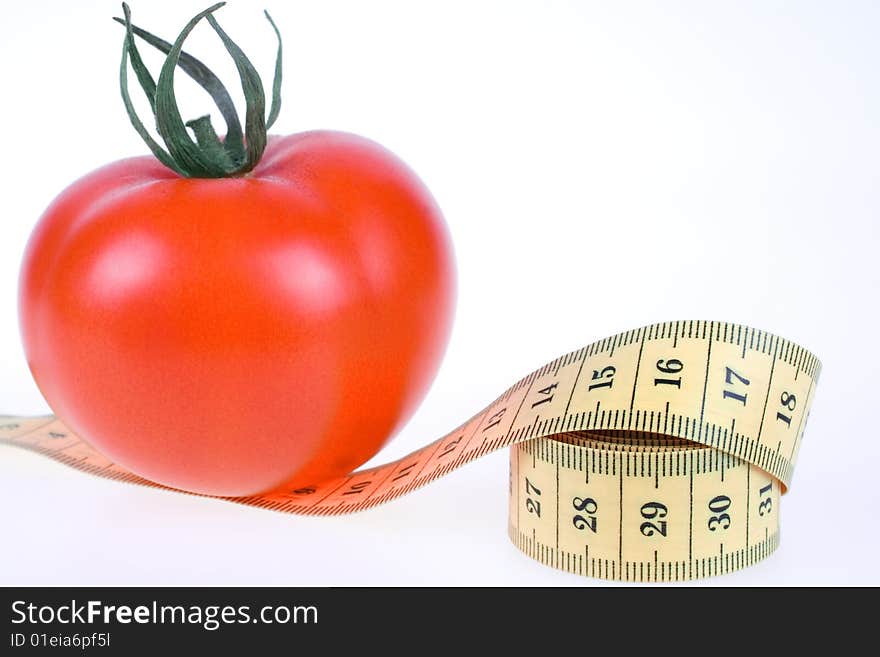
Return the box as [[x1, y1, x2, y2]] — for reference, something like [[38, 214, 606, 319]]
[[1, 0, 877, 585]]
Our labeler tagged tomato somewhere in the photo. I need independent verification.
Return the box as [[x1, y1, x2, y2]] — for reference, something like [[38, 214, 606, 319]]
[[19, 129, 456, 496], [18, 6, 456, 497]]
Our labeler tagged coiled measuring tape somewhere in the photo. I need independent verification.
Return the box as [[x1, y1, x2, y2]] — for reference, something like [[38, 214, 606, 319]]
[[1, 320, 819, 581]]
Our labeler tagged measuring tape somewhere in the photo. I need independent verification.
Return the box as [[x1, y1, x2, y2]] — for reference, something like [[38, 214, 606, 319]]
[[1, 320, 819, 581]]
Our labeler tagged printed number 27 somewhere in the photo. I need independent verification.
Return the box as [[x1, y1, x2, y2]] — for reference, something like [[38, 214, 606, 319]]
[[525, 478, 542, 517]]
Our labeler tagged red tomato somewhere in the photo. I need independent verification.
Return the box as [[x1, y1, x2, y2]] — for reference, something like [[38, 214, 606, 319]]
[[19, 131, 455, 496]]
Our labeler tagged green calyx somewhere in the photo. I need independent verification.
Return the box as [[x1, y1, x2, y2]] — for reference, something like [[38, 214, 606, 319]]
[[117, 2, 283, 178]]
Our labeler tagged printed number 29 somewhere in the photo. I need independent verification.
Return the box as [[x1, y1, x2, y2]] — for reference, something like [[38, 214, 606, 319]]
[[640, 501, 668, 537]]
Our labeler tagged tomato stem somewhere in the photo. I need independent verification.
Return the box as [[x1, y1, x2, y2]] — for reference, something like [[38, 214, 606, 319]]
[[116, 3, 283, 178]]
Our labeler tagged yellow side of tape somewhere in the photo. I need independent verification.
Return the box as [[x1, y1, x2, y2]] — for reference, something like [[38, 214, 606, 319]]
[[1, 320, 820, 581]]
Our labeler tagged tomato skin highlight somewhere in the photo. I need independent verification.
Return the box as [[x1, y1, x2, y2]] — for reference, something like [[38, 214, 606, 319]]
[[19, 131, 456, 496]]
